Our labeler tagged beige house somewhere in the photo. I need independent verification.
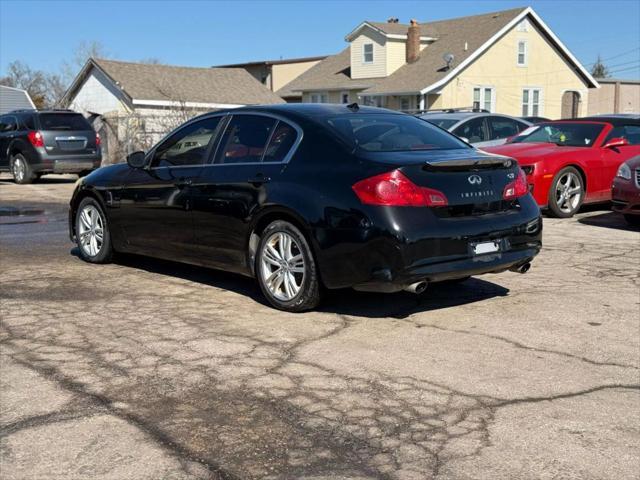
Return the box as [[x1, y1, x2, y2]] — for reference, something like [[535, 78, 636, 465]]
[[215, 56, 327, 102], [588, 78, 640, 115], [278, 7, 598, 118]]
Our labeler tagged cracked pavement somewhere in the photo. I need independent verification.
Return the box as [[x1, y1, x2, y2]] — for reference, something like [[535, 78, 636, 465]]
[[1, 174, 639, 479]]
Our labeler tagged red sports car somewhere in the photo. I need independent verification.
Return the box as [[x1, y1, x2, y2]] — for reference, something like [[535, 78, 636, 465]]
[[485, 117, 640, 217]]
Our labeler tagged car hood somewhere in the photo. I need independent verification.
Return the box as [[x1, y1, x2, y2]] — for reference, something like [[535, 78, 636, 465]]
[[483, 142, 585, 165]]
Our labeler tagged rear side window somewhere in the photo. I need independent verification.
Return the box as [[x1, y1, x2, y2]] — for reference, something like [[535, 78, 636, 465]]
[[423, 118, 458, 130], [214, 115, 277, 164], [263, 121, 297, 163], [487, 117, 521, 140], [38, 113, 91, 131], [453, 117, 487, 143], [0, 115, 18, 132], [326, 114, 468, 152], [604, 125, 640, 145], [21, 114, 36, 130]]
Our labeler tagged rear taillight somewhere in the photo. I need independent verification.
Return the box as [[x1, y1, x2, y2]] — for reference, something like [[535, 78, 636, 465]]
[[96, 132, 101, 146], [352, 169, 448, 207], [27, 130, 44, 148], [503, 169, 528, 200]]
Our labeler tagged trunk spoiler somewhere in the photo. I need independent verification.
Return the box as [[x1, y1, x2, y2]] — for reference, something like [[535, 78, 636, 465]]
[[423, 155, 514, 170]]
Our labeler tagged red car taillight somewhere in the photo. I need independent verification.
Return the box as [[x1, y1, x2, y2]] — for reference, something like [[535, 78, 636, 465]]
[[503, 169, 528, 200], [352, 170, 448, 207], [96, 132, 101, 147], [27, 130, 44, 148]]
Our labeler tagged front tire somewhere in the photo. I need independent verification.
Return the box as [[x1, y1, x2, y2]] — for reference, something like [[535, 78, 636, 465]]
[[255, 221, 321, 312], [11, 154, 35, 184], [547, 167, 584, 218], [75, 197, 113, 263]]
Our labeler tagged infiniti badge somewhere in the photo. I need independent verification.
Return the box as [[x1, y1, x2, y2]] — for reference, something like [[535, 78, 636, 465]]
[[468, 174, 482, 185]]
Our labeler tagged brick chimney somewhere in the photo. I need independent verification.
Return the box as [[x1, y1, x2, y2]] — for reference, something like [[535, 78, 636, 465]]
[[406, 19, 420, 64]]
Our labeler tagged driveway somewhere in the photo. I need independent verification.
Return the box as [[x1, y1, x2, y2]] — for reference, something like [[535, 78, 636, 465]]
[[1, 174, 638, 480]]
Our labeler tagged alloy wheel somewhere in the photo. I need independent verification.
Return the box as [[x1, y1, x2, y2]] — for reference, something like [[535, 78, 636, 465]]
[[12, 158, 25, 183], [78, 204, 104, 257], [555, 172, 582, 214], [260, 231, 306, 301]]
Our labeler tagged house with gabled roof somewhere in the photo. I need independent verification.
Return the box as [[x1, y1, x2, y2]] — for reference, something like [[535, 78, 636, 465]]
[[277, 7, 598, 118]]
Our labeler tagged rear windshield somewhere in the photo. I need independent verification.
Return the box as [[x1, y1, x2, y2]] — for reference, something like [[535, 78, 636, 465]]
[[38, 113, 92, 131], [422, 118, 458, 130], [511, 122, 604, 147], [326, 114, 468, 152]]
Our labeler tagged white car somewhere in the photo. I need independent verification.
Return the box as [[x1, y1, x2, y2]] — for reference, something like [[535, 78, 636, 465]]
[[421, 111, 532, 148]]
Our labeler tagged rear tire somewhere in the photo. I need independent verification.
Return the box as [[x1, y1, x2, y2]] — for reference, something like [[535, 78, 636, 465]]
[[547, 167, 584, 218], [11, 154, 35, 184], [255, 220, 321, 312], [75, 197, 113, 264]]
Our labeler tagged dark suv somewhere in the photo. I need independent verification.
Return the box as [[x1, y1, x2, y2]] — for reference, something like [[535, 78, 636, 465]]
[[0, 109, 101, 183]]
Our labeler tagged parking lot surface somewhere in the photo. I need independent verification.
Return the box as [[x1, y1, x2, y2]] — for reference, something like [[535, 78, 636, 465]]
[[1, 174, 639, 480]]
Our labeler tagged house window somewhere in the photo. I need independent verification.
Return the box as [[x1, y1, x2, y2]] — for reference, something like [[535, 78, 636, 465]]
[[361, 95, 383, 107], [341, 92, 350, 104], [517, 41, 527, 66], [522, 88, 542, 116], [310, 92, 328, 103], [363, 43, 374, 63], [399, 96, 411, 112], [473, 87, 494, 112]]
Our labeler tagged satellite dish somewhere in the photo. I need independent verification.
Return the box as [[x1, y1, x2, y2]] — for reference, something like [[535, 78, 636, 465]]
[[443, 53, 455, 67]]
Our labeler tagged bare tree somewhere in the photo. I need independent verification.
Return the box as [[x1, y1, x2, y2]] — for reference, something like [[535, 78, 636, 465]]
[[0, 61, 48, 108], [61, 40, 109, 84]]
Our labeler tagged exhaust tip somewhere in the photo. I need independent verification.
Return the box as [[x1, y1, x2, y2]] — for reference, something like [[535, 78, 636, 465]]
[[510, 262, 531, 274], [404, 281, 428, 294]]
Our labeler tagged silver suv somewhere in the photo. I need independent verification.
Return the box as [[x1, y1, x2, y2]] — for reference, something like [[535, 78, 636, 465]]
[[421, 110, 531, 148]]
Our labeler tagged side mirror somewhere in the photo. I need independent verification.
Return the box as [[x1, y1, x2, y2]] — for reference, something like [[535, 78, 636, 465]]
[[604, 137, 628, 149], [126, 151, 147, 168]]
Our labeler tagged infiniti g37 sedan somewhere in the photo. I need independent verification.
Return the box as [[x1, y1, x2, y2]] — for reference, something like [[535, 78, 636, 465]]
[[69, 104, 542, 312]]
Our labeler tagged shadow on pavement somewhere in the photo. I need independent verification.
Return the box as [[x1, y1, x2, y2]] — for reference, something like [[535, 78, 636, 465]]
[[578, 211, 639, 232], [73, 248, 510, 318]]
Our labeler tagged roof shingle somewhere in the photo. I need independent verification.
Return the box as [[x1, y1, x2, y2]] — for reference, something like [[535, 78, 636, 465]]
[[93, 59, 285, 105]]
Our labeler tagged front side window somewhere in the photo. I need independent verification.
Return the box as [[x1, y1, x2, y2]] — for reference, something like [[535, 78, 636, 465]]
[[454, 117, 487, 143], [214, 115, 277, 164], [153, 116, 222, 167], [604, 125, 640, 145], [522, 88, 542, 116], [517, 41, 527, 66], [326, 114, 469, 152], [512, 122, 605, 147], [363, 43, 374, 63]]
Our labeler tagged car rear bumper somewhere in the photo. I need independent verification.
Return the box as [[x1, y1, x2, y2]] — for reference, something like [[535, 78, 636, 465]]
[[32, 154, 102, 174], [313, 195, 543, 290]]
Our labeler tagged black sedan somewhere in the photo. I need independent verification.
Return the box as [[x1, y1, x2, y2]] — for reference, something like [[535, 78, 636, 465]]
[[69, 104, 542, 311]]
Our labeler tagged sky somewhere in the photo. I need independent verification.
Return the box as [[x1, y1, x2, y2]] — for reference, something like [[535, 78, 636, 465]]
[[1, 0, 639, 80]]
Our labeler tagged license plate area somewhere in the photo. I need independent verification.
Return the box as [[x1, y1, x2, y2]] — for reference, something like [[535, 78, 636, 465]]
[[471, 240, 501, 255]]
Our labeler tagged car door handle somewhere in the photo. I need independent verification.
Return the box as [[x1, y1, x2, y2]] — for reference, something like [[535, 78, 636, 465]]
[[248, 174, 270, 185], [174, 178, 192, 188]]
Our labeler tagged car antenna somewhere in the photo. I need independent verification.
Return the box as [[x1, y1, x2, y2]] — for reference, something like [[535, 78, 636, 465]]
[[347, 102, 359, 111]]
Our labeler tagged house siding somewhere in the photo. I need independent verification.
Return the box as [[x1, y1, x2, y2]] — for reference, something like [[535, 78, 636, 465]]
[[68, 68, 130, 115], [0, 86, 35, 114], [435, 20, 589, 118], [350, 29, 387, 79], [272, 60, 323, 93]]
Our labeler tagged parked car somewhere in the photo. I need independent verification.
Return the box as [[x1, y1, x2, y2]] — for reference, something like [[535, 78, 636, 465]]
[[611, 155, 640, 226], [69, 104, 542, 312], [420, 110, 531, 147], [485, 118, 640, 217], [0, 109, 101, 184], [522, 116, 551, 124]]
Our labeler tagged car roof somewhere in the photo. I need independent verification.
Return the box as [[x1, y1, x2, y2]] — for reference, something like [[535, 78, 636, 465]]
[[543, 117, 640, 127]]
